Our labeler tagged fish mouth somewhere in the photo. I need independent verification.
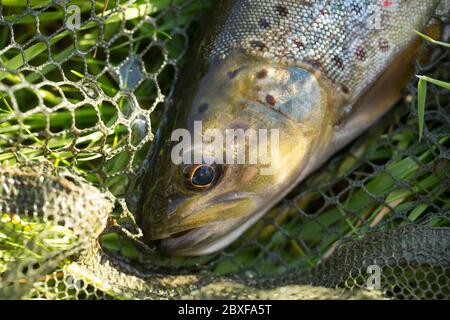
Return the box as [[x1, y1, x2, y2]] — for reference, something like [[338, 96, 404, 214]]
[[160, 218, 256, 256], [167, 228, 198, 240], [157, 227, 201, 254], [159, 225, 225, 255], [200, 191, 258, 210], [157, 192, 259, 255]]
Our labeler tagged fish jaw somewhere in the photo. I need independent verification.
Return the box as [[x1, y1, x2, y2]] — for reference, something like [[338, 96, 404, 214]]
[[157, 189, 297, 256], [159, 219, 251, 256], [147, 189, 261, 241]]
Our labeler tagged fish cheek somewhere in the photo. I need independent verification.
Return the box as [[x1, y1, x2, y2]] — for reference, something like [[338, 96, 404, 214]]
[[231, 64, 327, 125]]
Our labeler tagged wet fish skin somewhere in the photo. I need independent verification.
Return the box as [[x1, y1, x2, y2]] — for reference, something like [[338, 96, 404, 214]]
[[205, 0, 440, 101], [136, 0, 442, 256]]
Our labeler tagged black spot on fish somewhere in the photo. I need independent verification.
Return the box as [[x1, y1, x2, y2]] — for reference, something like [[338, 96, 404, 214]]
[[256, 69, 268, 79], [250, 40, 267, 51], [275, 5, 289, 17], [293, 39, 305, 49], [266, 95, 277, 106], [332, 55, 344, 70], [340, 85, 350, 94], [349, 3, 363, 15], [259, 18, 271, 29], [199, 103, 209, 114]]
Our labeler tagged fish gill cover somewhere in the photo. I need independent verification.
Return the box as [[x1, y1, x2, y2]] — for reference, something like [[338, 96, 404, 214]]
[[0, 0, 448, 299]]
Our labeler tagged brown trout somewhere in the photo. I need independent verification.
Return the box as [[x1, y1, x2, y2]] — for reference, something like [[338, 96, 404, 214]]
[[136, 0, 443, 255]]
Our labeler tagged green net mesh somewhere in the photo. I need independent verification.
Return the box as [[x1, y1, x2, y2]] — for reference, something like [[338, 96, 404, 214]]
[[0, 0, 449, 300]]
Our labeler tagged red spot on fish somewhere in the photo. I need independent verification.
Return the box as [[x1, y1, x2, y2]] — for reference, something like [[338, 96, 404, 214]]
[[319, 9, 329, 16], [383, 1, 393, 7], [256, 69, 268, 79], [378, 38, 390, 52], [266, 95, 277, 106], [250, 40, 267, 51], [275, 4, 289, 17], [355, 46, 367, 61], [332, 55, 345, 70], [341, 85, 350, 94]]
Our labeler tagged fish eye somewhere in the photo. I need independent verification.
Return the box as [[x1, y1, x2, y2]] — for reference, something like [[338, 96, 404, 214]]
[[183, 164, 221, 189]]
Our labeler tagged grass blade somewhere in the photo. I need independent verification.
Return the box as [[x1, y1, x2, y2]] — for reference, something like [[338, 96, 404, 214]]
[[417, 75, 450, 91], [415, 30, 450, 48], [417, 76, 427, 141]]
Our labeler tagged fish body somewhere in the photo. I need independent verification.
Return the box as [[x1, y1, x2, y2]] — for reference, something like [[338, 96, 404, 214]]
[[136, 0, 442, 255]]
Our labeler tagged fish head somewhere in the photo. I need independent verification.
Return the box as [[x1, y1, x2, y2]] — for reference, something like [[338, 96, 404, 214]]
[[138, 52, 340, 255]]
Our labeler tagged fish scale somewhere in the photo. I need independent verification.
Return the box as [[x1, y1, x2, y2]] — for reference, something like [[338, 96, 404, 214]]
[[206, 0, 440, 101]]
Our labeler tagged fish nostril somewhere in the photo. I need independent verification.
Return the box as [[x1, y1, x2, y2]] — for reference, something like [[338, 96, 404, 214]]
[[167, 196, 187, 216]]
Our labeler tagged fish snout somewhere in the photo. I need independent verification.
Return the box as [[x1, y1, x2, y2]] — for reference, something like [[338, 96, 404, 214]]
[[149, 191, 260, 254], [158, 219, 244, 256]]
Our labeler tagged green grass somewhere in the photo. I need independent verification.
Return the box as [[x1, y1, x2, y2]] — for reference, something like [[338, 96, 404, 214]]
[[0, 213, 79, 299], [0, 213, 78, 272], [415, 31, 450, 140], [0, 0, 449, 299], [0, 0, 212, 183], [0, 0, 214, 298]]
